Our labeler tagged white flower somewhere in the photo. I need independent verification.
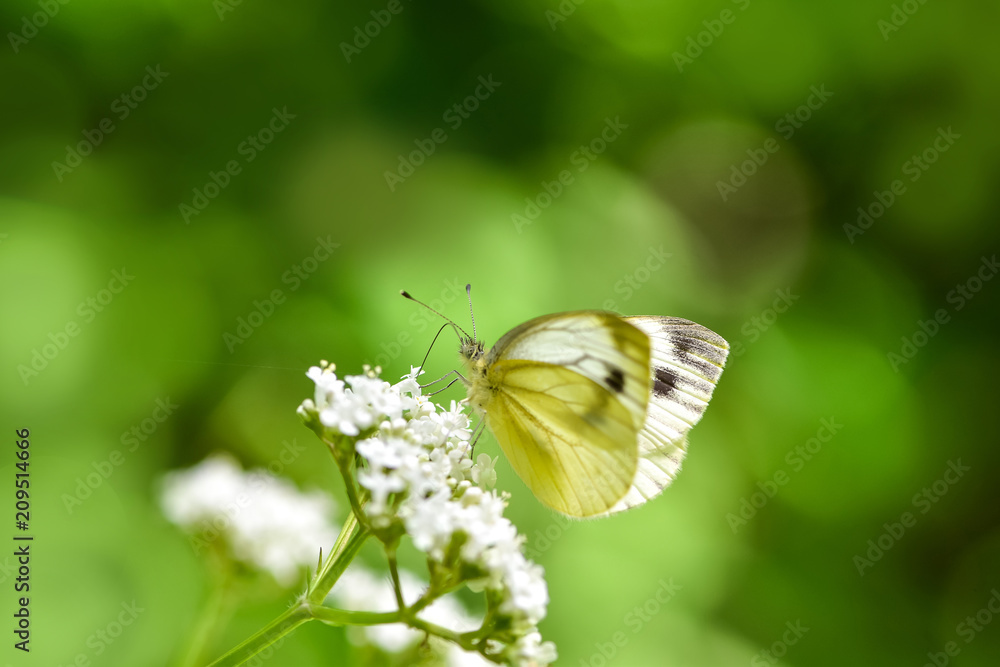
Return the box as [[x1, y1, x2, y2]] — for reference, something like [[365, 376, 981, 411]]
[[445, 644, 496, 667], [471, 453, 498, 489], [356, 468, 406, 518], [402, 489, 456, 557], [499, 557, 550, 628], [508, 631, 558, 666], [356, 435, 406, 469], [301, 362, 411, 437], [301, 363, 556, 665], [160, 454, 247, 526], [160, 454, 338, 586]]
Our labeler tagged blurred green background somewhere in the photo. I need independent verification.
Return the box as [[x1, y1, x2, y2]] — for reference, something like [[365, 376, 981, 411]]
[[2, 0, 999, 665]]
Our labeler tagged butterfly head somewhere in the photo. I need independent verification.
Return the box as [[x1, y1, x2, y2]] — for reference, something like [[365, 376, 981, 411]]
[[460, 336, 485, 363], [403, 284, 484, 364], [402, 285, 488, 392], [459, 333, 491, 413]]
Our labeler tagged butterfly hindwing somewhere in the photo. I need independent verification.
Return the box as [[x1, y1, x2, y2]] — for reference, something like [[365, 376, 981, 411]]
[[594, 316, 729, 516]]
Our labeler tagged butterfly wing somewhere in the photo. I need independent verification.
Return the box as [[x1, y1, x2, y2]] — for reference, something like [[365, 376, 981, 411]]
[[594, 316, 729, 516], [487, 312, 652, 427], [482, 312, 651, 517]]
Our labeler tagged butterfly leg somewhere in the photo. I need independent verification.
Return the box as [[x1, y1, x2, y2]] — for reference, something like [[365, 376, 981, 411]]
[[419, 368, 466, 389], [467, 417, 487, 457], [424, 376, 463, 396]]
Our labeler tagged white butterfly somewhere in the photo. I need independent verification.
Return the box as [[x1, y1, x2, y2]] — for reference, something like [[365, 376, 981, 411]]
[[406, 291, 729, 518]]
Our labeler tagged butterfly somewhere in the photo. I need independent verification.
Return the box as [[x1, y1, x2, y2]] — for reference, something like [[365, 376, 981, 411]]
[[404, 289, 729, 518]]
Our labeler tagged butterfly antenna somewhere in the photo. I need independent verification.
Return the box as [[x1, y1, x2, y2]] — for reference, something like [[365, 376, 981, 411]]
[[466, 283, 477, 343], [417, 323, 452, 373], [400, 290, 470, 339]]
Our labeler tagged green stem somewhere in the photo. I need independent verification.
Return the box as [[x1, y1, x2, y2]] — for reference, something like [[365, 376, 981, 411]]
[[308, 604, 401, 626], [204, 602, 311, 667], [386, 544, 406, 611], [208, 511, 370, 667], [307, 512, 370, 605], [324, 435, 372, 533], [338, 461, 371, 532], [174, 556, 234, 667], [311, 601, 504, 664], [407, 616, 502, 663]]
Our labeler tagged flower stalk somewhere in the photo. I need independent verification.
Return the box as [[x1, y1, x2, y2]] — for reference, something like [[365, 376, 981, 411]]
[[186, 363, 556, 666]]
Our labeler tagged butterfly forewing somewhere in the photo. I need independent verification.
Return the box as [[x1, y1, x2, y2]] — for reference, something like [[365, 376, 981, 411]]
[[488, 311, 651, 429], [487, 360, 639, 517], [481, 312, 653, 517]]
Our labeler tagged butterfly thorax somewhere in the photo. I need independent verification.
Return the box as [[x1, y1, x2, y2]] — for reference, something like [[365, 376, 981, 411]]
[[459, 337, 492, 414]]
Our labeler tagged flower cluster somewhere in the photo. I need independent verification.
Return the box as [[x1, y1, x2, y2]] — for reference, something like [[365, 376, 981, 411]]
[[298, 362, 557, 666], [160, 454, 339, 586]]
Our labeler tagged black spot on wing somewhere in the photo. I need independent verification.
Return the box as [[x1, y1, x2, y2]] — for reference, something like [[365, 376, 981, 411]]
[[675, 335, 727, 368], [669, 336, 722, 379], [653, 367, 679, 398], [604, 367, 625, 394], [674, 336, 696, 353]]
